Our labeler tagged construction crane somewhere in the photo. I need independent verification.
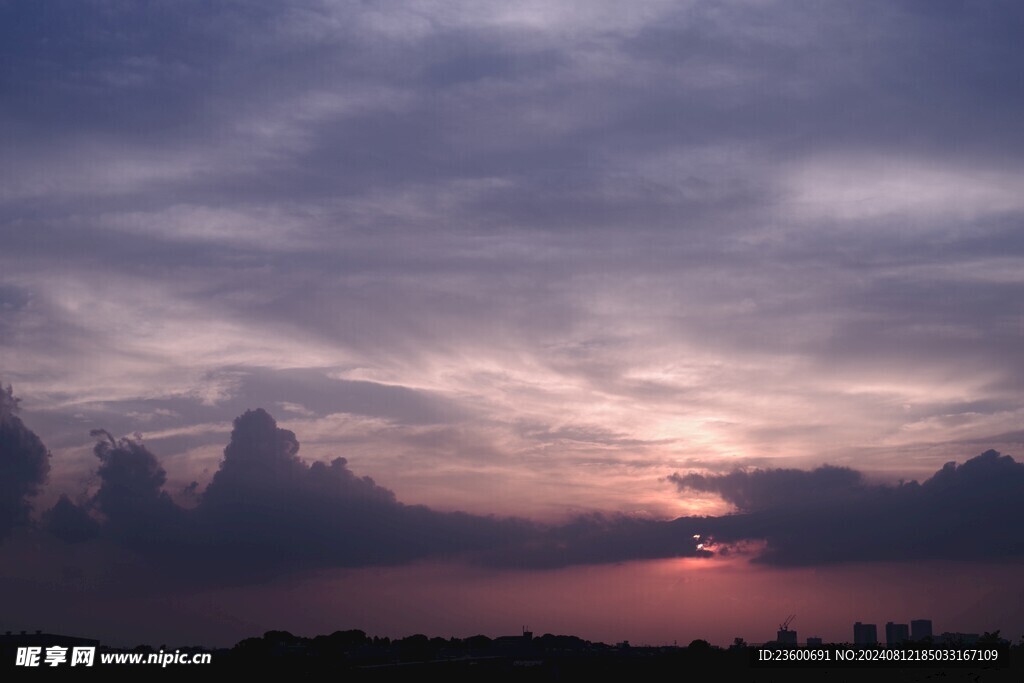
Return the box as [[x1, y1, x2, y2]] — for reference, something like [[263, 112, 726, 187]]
[[775, 614, 798, 644]]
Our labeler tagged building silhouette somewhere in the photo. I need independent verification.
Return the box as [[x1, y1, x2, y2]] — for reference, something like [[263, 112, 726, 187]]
[[806, 637, 823, 647], [776, 628, 797, 645], [0, 631, 99, 649], [853, 622, 877, 645], [885, 622, 910, 644], [911, 619, 933, 641]]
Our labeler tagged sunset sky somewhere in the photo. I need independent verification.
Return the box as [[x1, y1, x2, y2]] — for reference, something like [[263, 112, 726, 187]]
[[2, 1, 1024, 648]]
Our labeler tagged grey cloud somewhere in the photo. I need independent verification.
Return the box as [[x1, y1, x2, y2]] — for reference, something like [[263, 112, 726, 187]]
[[16, 366, 465, 460], [5, 0, 1016, 230], [41, 494, 100, 544], [32, 408, 702, 583], [673, 449, 1024, 565], [0, 385, 50, 538], [955, 430, 1024, 447], [87, 429, 190, 557], [189, 409, 703, 575], [668, 464, 866, 512], [22, 404, 1024, 582], [0, 283, 33, 344], [0, 283, 31, 312], [234, 367, 463, 425], [481, 513, 710, 570]]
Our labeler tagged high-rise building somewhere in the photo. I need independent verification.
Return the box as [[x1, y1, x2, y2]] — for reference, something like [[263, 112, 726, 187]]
[[776, 615, 797, 644], [806, 637, 823, 647], [910, 619, 933, 641], [776, 628, 797, 645], [853, 622, 877, 645], [885, 622, 910, 645]]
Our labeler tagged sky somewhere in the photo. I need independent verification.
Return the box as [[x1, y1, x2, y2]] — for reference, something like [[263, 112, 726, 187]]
[[2, 0, 1024, 648]]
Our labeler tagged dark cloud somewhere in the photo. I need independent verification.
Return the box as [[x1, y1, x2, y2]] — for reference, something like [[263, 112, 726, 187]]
[[191, 407, 506, 576], [192, 409, 715, 572], [667, 465, 866, 512], [39, 408, 702, 582], [482, 513, 710, 570], [18, 407, 1024, 585], [88, 428, 189, 550], [41, 494, 99, 543], [673, 449, 1024, 566], [0, 385, 50, 538], [191, 408, 707, 575]]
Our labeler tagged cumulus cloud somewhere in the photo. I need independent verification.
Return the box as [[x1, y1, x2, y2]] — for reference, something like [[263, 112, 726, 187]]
[[41, 494, 99, 543], [11, 403, 1024, 583], [673, 449, 1024, 565], [192, 408, 540, 577], [88, 428, 189, 551], [36, 408, 702, 582], [0, 385, 50, 538]]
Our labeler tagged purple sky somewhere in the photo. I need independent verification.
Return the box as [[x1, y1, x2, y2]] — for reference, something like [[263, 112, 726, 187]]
[[2, 1, 1024, 647]]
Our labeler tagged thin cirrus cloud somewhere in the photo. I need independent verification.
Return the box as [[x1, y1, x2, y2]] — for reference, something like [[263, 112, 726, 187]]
[[783, 155, 1024, 226]]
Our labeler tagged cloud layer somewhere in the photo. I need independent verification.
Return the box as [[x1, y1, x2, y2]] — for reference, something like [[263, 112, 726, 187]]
[[20, 404, 1024, 582], [2, 2, 1024, 521], [37, 407, 706, 582]]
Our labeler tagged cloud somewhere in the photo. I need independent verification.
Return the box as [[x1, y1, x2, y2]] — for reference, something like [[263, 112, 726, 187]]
[[667, 464, 866, 512], [41, 494, 99, 543], [26, 408, 705, 583], [784, 156, 1024, 224], [481, 513, 710, 569], [672, 449, 1024, 565], [13, 403, 1024, 585], [88, 428, 188, 549], [191, 408, 709, 575], [4, 0, 1024, 566], [0, 385, 50, 538]]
